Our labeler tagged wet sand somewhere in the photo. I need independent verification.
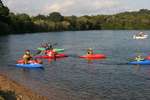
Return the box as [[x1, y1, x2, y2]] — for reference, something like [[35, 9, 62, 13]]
[[0, 74, 81, 100], [0, 74, 48, 100]]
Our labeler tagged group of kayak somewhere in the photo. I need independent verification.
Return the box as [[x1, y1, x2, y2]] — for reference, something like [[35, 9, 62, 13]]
[[16, 43, 107, 68], [16, 31, 150, 68], [16, 43, 66, 68]]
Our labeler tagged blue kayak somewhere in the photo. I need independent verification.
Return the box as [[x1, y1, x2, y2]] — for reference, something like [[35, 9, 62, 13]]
[[16, 64, 43, 68], [128, 60, 150, 65]]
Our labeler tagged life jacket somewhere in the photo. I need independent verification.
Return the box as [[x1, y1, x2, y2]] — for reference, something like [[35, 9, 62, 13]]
[[46, 50, 56, 56], [135, 56, 144, 61], [29, 59, 42, 64]]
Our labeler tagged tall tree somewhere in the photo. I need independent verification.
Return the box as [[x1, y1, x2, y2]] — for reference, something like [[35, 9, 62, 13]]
[[48, 12, 63, 22], [0, 0, 4, 7]]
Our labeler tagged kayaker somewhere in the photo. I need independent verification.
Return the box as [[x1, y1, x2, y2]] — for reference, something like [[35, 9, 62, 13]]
[[138, 32, 144, 37], [44, 43, 49, 50], [87, 48, 94, 55], [40, 42, 49, 50], [45, 49, 57, 61], [49, 44, 53, 50], [41, 43, 46, 48], [43, 42, 53, 50], [135, 55, 144, 61], [23, 50, 32, 64]]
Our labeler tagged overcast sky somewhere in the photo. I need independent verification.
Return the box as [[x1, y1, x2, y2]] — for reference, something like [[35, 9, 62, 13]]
[[2, 0, 150, 16]]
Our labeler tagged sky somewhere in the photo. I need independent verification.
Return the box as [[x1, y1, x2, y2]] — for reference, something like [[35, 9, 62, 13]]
[[2, 0, 150, 16]]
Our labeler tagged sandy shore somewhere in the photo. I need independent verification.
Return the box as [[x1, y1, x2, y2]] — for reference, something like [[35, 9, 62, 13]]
[[0, 74, 48, 100]]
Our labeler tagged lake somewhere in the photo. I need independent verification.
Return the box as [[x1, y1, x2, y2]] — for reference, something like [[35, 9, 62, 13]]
[[1, 30, 150, 100]]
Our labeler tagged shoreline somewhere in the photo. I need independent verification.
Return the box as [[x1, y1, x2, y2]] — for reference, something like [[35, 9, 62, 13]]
[[0, 74, 48, 100], [1, 30, 150, 37]]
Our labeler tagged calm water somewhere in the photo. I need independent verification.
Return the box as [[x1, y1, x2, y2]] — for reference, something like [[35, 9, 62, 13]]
[[1, 30, 150, 100]]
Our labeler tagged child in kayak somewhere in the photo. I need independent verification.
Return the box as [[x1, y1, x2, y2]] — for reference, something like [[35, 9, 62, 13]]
[[45, 49, 57, 61], [49, 44, 53, 50], [23, 50, 32, 64], [87, 48, 94, 55], [41, 43, 49, 50], [45, 43, 51, 50], [42, 42, 53, 50], [46, 50, 57, 56], [135, 55, 144, 61]]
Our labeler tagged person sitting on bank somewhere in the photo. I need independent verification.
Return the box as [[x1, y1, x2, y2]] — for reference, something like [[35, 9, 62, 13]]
[[23, 50, 32, 64], [87, 48, 94, 55]]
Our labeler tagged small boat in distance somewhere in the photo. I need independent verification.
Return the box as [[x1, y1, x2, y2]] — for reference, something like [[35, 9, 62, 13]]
[[133, 32, 148, 39]]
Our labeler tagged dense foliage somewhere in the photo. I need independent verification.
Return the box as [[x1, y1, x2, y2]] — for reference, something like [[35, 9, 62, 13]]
[[1, 3, 150, 35]]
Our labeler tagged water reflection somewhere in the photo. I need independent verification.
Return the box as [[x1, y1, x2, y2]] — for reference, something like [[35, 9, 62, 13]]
[[130, 64, 150, 80], [0, 36, 11, 66], [132, 65, 141, 74]]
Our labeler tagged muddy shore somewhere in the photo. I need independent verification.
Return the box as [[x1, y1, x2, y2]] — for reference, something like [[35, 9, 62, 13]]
[[0, 74, 48, 100]]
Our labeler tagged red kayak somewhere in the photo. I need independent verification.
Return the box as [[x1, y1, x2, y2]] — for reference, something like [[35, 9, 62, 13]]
[[17, 59, 42, 64], [146, 56, 150, 60], [35, 54, 68, 59], [79, 54, 106, 59]]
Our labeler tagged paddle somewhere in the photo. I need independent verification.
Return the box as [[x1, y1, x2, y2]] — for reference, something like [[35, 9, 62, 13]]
[[29, 49, 43, 58], [127, 56, 145, 62], [127, 58, 135, 61], [47, 42, 58, 47], [42, 41, 58, 47], [34, 50, 42, 56]]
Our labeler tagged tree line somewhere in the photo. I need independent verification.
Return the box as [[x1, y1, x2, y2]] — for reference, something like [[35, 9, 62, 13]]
[[1, 4, 150, 35]]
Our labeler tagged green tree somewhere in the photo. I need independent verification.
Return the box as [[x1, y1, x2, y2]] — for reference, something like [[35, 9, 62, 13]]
[[48, 12, 63, 22]]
